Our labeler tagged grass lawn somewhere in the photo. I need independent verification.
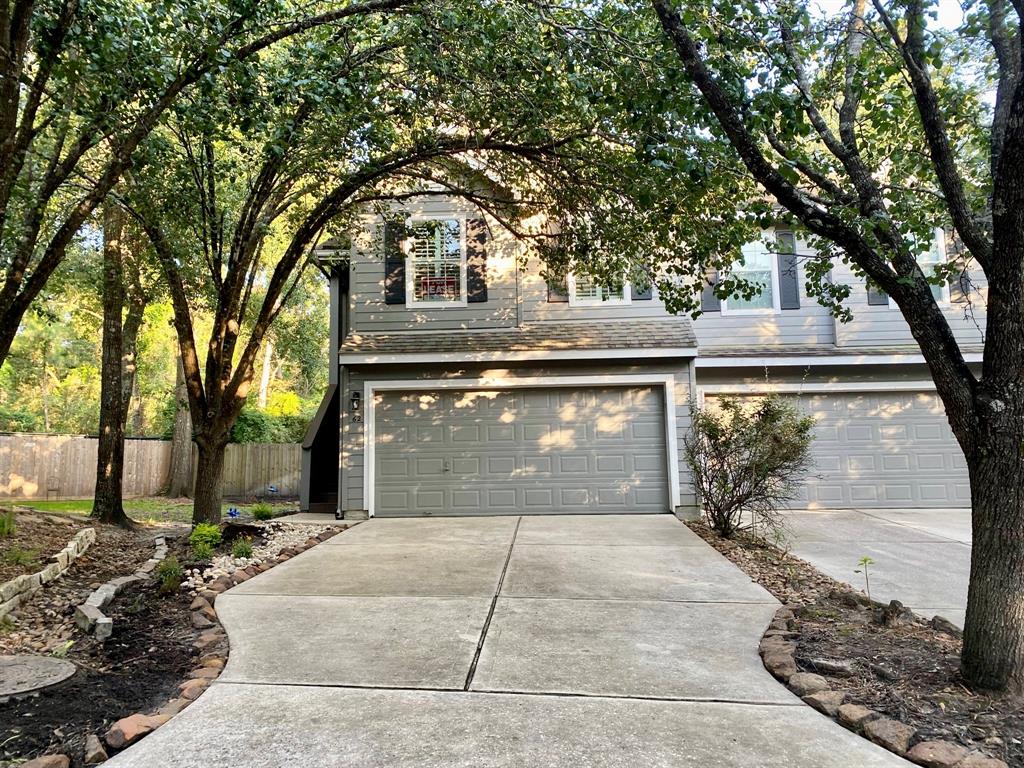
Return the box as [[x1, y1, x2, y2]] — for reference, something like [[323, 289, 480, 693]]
[[9, 498, 298, 525]]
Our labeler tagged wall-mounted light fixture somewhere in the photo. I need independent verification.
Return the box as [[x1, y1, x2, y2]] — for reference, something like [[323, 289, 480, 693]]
[[350, 390, 362, 412]]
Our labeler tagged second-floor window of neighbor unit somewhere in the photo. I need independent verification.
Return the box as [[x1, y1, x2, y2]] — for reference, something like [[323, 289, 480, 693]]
[[918, 227, 950, 303], [868, 227, 949, 307], [405, 217, 467, 307], [721, 235, 790, 314], [566, 273, 632, 307]]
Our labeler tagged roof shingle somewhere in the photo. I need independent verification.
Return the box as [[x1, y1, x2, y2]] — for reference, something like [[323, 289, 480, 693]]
[[339, 319, 697, 356]]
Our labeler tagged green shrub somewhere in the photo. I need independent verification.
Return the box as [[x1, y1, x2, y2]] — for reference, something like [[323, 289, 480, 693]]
[[2, 547, 39, 568], [191, 541, 213, 561], [231, 536, 254, 559], [685, 394, 815, 539], [156, 555, 184, 594], [0, 509, 15, 537], [190, 522, 222, 549], [251, 502, 273, 521]]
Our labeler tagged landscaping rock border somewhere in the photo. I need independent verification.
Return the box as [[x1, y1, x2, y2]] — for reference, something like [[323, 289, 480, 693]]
[[0, 528, 95, 620], [91, 524, 348, 764], [74, 535, 169, 640], [760, 604, 1009, 768]]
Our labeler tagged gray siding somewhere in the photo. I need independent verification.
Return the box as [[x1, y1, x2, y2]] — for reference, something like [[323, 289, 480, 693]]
[[831, 259, 987, 349], [340, 360, 697, 516], [349, 199, 519, 333], [520, 255, 678, 323]]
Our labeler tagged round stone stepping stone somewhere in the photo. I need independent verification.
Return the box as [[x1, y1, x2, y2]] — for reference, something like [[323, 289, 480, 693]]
[[0, 655, 76, 697]]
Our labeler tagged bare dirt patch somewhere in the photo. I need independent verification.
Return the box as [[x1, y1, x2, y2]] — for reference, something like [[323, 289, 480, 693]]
[[0, 509, 91, 583], [689, 521, 1023, 768]]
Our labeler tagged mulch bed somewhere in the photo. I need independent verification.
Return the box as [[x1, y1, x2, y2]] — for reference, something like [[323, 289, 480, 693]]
[[1, 530, 201, 767], [689, 521, 1023, 768]]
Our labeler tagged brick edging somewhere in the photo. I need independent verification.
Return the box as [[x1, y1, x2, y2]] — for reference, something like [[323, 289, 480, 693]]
[[761, 605, 1007, 768]]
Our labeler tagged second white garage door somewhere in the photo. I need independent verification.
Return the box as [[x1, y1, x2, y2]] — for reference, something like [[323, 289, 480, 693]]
[[374, 386, 669, 516], [710, 390, 970, 508]]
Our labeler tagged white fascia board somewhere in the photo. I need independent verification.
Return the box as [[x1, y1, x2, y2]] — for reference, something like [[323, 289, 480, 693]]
[[695, 352, 983, 368], [340, 347, 698, 365], [700, 381, 938, 394]]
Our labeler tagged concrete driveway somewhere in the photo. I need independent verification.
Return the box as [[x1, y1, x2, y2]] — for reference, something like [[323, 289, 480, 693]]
[[781, 508, 971, 628], [108, 515, 907, 767]]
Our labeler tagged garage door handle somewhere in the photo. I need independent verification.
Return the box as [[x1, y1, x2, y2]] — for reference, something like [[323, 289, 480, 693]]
[[443, 460, 451, 473]]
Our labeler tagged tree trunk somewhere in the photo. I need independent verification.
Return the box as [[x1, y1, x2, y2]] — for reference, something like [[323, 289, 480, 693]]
[[258, 339, 273, 409], [120, 292, 146, 434], [192, 436, 228, 525], [166, 356, 194, 498], [91, 202, 131, 528], [959, 405, 1024, 695]]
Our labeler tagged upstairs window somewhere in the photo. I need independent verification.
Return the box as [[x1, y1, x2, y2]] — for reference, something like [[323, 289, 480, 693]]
[[405, 218, 466, 307], [866, 227, 949, 306], [721, 241, 779, 313], [567, 273, 631, 306], [917, 227, 949, 303]]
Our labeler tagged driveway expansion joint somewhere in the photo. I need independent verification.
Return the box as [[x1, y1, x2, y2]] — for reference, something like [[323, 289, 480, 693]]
[[463, 516, 521, 691]]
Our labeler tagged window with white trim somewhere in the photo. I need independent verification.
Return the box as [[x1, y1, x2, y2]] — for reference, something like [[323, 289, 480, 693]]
[[870, 227, 949, 307], [567, 273, 631, 306], [917, 227, 949, 303], [721, 241, 779, 313], [405, 218, 466, 306]]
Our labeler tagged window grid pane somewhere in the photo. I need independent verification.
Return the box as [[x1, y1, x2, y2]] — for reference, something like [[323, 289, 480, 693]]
[[574, 274, 624, 302], [411, 220, 462, 303]]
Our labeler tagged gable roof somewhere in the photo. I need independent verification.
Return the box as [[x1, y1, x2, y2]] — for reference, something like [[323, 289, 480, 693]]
[[338, 319, 697, 364]]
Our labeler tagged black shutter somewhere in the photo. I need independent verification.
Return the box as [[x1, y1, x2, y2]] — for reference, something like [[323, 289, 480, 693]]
[[547, 275, 569, 303], [466, 218, 488, 303], [866, 282, 889, 306], [700, 271, 720, 312], [776, 232, 800, 310], [383, 221, 405, 305]]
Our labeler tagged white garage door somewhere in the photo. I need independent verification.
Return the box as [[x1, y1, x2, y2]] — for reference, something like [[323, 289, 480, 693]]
[[374, 386, 669, 516], [710, 391, 970, 508]]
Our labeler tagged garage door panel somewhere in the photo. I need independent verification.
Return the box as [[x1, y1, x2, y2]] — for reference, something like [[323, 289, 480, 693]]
[[375, 386, 669, 516], [713, 391, 969, 509]]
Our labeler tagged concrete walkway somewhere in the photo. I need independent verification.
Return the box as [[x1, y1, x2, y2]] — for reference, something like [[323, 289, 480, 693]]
[[108, 515, 907, 767], [781, 509, 971, 627]]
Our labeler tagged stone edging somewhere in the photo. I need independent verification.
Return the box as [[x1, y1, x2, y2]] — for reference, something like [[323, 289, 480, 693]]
[[91, 525, 346, 763], [74, 535, 169, 640], [760, 605, 1008, 768], [0, 528, 95, 620]]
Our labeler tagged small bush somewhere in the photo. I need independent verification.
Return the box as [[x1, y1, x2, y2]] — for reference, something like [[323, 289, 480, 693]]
[[191, 541, 213, 561], [685, 394, 815, 539], [2, 547, 39, 568], [251, 502, 273, 521], [156, 555, 184, 594], [190, 522, 222, 549], [231, 536, 254, 559], [0, 509, 14, 537]]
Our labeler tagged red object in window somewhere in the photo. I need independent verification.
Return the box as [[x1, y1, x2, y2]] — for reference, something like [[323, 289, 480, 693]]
[[420, 276, 458, 298]]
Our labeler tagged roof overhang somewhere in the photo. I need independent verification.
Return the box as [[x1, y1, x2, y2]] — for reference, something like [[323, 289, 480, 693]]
[[695, 351, 984, 368], [339, 347, 699, 366]]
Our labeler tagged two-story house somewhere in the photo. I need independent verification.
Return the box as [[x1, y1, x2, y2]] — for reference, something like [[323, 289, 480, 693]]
[[300, 195, 984, 519]]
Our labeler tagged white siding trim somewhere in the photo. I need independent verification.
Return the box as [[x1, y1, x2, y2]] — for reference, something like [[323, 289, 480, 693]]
[[341, 347, 698, 365], [363, 373, 681, 517], [696, 352, 983, 368], [700, 380, 937, 395]]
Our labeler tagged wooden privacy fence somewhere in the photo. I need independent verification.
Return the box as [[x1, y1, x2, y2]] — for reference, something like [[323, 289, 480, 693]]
[[0, 434, 301, 501]]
